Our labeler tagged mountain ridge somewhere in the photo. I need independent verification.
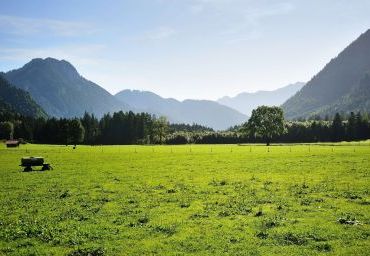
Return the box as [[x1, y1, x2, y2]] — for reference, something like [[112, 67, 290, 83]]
[[218, 82, 305, 115], [282, 29, 370, 119], [115, 89, 247, 130]]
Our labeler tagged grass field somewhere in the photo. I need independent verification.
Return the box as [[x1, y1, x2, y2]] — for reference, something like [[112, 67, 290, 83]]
[[0, 143, 369, 255]]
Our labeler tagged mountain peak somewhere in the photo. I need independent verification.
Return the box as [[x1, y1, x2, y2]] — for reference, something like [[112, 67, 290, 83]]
[[23, 57, 79, 76], [27, 57, 68, 65], [5, 58, 128, 118]]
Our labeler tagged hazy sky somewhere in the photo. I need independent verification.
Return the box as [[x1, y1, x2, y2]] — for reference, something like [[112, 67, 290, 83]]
[[0, 0, 370, 100]]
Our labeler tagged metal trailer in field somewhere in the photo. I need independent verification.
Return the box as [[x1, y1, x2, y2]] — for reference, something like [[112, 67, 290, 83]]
[[20, 157, 52, 172]]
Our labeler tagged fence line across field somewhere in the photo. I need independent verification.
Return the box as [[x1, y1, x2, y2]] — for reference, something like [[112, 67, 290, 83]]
[[3, 143, 367, 157]]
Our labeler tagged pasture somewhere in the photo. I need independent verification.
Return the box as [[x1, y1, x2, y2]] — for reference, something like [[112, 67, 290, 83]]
[[0, 143, 369, 255]]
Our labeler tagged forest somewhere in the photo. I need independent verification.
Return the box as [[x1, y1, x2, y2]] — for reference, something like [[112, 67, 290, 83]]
[[1, 108, 369, 145]]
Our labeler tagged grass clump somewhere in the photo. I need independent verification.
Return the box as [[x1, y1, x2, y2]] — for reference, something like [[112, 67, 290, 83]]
[[68, 247, 105, 256], [315, 243, 332, 252], [337, 214, 361, 225], [281, 232, 308, 246]]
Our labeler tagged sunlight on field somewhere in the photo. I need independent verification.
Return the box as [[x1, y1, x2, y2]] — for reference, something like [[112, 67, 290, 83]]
[[0, 143, 369, 255]]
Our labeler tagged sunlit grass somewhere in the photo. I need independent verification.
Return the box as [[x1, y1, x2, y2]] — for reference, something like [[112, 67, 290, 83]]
[[0, 143, 369, 255]]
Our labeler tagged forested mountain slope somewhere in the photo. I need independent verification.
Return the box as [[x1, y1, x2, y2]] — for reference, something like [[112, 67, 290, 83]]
[[0, 74, 47, 118], [282, 29, 370, 119]]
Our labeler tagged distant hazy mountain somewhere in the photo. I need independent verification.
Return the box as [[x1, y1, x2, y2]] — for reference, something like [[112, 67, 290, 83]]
[[4, 58, 129, 118], [282, 29, 370, 119], [218, 82, 305, 115], [0, 74, 47, 118], [115, 90, 247, 130]]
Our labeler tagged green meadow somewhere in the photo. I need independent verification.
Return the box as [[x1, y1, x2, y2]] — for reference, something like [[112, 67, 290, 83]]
[[0, 143, 369, 255]]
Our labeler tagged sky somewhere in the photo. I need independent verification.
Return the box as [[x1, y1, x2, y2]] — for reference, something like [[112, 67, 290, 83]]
[[0, 0, 370, 100]]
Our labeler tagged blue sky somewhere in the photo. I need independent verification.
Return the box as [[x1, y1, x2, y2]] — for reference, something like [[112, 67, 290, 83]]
[[0, 0, 370, 100]]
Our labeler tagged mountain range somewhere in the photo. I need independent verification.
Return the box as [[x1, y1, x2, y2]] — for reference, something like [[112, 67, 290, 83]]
[[1, 29, 370, 127], [115, 90, 247, 130], [218, 82, 305, 116], [2, 58, 247, 129], [282, 29, 370, 119]]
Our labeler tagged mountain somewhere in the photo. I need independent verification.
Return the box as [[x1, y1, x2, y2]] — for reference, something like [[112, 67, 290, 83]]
[[115, 90, 247, 130], [315, 72, 370, 115], [217, 82, 305, 116], [4, 58, 129, 118], [0, 74, 47, 118], [282, 29, 370, 119]]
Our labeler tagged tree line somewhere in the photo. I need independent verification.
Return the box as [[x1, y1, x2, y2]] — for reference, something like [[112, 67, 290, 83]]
[[0, 111, 171, 145], [0, 107, 369, 145], [167, 110, 370, 145]]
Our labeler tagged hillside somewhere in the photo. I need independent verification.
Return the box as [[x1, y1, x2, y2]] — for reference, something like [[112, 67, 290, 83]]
[[115, 90, 247, 130], [218, 82, 304, 115], [282, 29, 370, 119], [4, 58, 129, 118], [0, 74, 47, 118], [318, 72, 370, 115]]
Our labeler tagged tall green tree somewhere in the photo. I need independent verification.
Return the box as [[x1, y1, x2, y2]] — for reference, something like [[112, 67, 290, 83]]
[[81, 112, 99, 144], [0, 121, 14, 139], [68, 119, 85, 145], [153, 116, 169, 144], [347, 112, 356, 140], [355, 112, 368, 140], [244, 106, 286, 146], [331, 113, 344, 141]]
